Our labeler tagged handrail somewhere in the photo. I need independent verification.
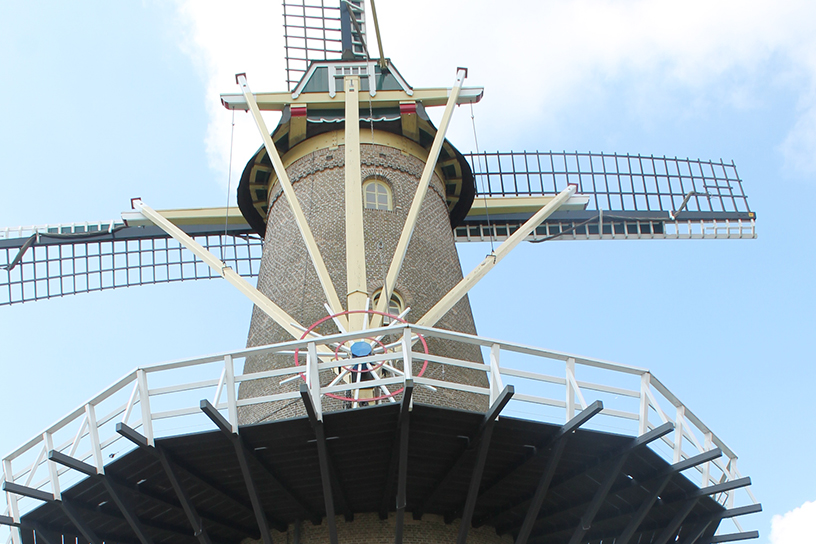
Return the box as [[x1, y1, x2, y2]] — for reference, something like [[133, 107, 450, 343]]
[[1, 323, 756, 541]]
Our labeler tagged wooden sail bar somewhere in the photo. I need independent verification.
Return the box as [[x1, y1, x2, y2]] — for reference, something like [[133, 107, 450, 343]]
[[220, 86, 484, 111]]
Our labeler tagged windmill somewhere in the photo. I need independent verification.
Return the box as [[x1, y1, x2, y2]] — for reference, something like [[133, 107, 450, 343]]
[[1, 2, 760, 544]]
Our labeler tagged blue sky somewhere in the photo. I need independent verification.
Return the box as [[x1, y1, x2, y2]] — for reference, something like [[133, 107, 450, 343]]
[[1, 1, 815, 541]]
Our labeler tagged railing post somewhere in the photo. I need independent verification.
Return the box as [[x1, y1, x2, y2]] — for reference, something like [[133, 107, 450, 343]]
[[638, 373, 651, 436], [489, 344, 503, 407], [673, 405, 685, 463], [566, 358, 576, 420], [136, 369, 154, 446], [402, 327, 413, 381], [85, 404, 104, 474], [2, 459, 22, 544], [702, 432, 713, 487], [42, 431, 61, 500], [307, 342, 322, 421], [225, 355, 238, 433]]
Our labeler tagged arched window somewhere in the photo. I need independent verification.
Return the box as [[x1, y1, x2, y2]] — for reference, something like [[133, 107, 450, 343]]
[[372, 290, 404, 323], [363, 178, 392, 211]]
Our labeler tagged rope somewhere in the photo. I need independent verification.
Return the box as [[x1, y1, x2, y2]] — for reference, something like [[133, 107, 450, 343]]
[[469, 102, 495, 252], [223, 108, 236, 261]]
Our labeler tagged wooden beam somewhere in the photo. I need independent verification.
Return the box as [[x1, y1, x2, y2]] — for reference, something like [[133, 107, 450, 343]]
[[236, 74, 348, 329], [477, 401, 604, 508], [220, 87, 484, 111], [485, 423, 674, 531], [513, 402, 604, 544], [414, 386, 513, 521], [370, 68, 468, 329], [394, 381, 414, 544], [567, 453, 630, 544], [116, 423, 215, 544], [417, 185, 575, 328], [300, 385, 339, 544], [133, 200, 310, 340], [200, 401, 281, 541], [344, 75, 368, 331]]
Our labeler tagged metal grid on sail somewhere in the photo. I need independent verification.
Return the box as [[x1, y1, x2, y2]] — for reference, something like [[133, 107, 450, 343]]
[[0, 230, 261, 306], [467, 151, 751, 214], [458, 151, 755, 243], [283, 0, 366, 91]]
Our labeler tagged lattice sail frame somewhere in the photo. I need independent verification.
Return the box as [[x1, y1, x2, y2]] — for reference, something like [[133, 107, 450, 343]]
[[0, 152, 755, 307], [459, 151, 755, 243], [283, 0, 366, 91], [0, 225, 261, 306]]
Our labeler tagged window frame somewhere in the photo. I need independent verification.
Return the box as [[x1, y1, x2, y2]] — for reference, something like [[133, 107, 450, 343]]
[[362, 177, 393, 211]]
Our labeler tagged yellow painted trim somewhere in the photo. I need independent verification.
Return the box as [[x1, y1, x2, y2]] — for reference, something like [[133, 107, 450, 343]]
[[221, 87, 484, 111], [469, 195, 590, 215], [123, 207, 248, 227], [255, 130, 446, 200], [123, 196, 590, 228]]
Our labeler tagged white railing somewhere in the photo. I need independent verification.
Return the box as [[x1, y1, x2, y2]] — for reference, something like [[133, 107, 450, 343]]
[[1, 324, 757, 542]]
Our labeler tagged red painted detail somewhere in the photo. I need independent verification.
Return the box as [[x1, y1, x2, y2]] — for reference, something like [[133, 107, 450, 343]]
[[399, 102, 417, 115], [291, 105, 308, 117]]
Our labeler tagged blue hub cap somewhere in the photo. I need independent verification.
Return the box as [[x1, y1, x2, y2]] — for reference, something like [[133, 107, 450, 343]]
[[350, 341, 373, 358]]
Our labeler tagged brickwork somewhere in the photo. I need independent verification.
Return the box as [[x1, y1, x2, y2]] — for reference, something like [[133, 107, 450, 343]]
[[253, 513, 512, 544], [239, 132, 487, 424]]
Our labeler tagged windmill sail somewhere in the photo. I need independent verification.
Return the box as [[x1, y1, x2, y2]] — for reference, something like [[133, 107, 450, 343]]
[[283, 0, 367, 91], [460, 151, 755, 243], [0, 151, 754, 307]]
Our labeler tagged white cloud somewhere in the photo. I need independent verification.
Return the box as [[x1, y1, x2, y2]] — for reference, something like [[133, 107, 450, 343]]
[[172, 0, 816, 182], [769, 500, 816, 544]]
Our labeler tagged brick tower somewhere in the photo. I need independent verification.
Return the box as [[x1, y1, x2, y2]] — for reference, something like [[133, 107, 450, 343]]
[[233, 64, 490, 423]]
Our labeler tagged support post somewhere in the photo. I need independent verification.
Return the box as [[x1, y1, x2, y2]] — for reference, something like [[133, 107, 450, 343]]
[[566, 358, 576, 420], [200, 400, 278, 543], [394, 381, 413, 544], [489, 344, 503, 407], [456, 387, 514, 544], [617, 474, 676, 544], [678, 521, 712, 544], [639, 373, 651, 436], [60, 500, 102, 544], [133, 200, 312, 339], [401, 328, 413, 380], [478, 401, 604, 513], [674, 405, 685, 463], [1, 459, 22, 544], [85, 404, 104, 474], [513, 402, 604, 544], [417, 185, 576, 327], [567, 453, 631, 544], [136, 369, 154, 447], [42, 432, 61, 500], [224, 355, 238, 433], [370, 68, 468, 328], [654, 498, 700, 544], [482, 422, 673, 531], [307, 342, 322, 421], [417, 387, 513, 522], [300, 384, 338, 544], [100, 478, 156, 544], [236, 73, 348, 328], [116, 423, 214, 544]]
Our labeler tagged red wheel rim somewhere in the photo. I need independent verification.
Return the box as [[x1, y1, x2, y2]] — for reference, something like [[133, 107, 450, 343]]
[[293, 309, 429, 401]]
